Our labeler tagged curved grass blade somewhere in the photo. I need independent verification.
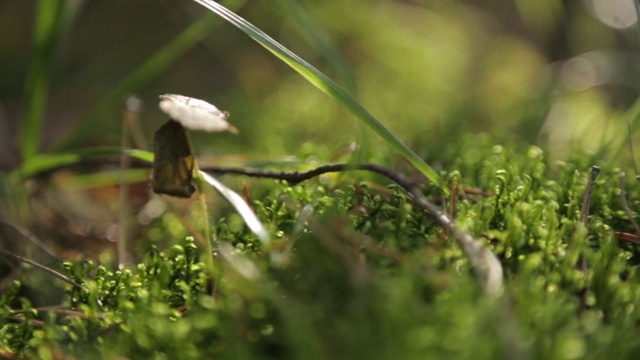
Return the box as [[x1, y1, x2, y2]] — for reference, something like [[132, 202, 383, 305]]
[[20, 0, 80, 161], [193, 0, 448, 194], [199, 171, 270, 245], [54, 14, 220, 150], [273, 0, 357, 95], [12, 147, 269, 243], [606, 96, 640, 165], [15, 147, 153, 180]]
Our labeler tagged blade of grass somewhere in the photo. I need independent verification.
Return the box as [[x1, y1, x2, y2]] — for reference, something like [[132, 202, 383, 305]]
[[199, 171, 270, 245], [606, 95, 640, 164], [273, 0, 357, 95], [20, 0, 76, 161], [606, 2, 640, 165], [49, 169, 150, 191], [14, 147, 152, 180], [272, 0, 373, 164], [54, 14, 220, 150], [12, 147, 270, 243], [193, 0, 448, 194], [0, 248, 82, 290]]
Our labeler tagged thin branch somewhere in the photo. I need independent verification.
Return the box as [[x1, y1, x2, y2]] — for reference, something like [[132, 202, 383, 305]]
[[617, 232, 640, 245], [575, 165, 601, 314], [205, 162, 503, 294], [0, 220, 60, 261], [116, 96, 137, 269], [203, 163, 418, 185], [403, 183, 503, 295], [0, 247, 107, 312], [628, 123, 639, 178], [619, 172, 640, 236], [580, 166, 601, 225], [0, 247, 82, 290], [25, 157, 503, 294]]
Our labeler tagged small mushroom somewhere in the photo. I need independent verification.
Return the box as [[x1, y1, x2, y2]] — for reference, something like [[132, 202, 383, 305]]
[[158, 94, 238, 134]]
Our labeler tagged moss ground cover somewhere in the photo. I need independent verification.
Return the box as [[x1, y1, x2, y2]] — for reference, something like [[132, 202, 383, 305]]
[[3, 1, 640, 358], [3, 134, 640, 359]]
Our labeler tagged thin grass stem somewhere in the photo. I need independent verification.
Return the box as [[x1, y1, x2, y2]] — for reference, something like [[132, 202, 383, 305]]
[[183, 131, 216, 285]]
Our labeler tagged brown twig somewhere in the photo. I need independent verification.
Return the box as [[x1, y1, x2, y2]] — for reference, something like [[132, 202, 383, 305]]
[[619, 172, 640, 237], [202, 163, 423, 186], [25, 156, 503, 294], [617, 232, 640, 245], [576, 165, 601, 314], [0, 220, 60, 261], [0, 247, 82, 290], [579, 166, 600, 225], [242, 182, 253, 211], [628, 123, 639, 178], [204, 163, 503, 294]]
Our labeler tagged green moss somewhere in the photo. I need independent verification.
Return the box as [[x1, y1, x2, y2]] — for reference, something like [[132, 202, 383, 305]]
[[4, 135, 640, 359]]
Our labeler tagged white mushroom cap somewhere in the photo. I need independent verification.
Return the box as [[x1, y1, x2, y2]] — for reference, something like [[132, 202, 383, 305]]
[[158, 94, 238, 133]]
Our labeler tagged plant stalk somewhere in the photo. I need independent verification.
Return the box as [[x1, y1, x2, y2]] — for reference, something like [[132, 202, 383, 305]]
[[184, 131, 217, 283]]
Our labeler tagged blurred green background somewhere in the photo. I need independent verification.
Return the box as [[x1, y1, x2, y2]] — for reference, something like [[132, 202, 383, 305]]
[[3, 2, 640, 356], [2, 0, 639, 170]]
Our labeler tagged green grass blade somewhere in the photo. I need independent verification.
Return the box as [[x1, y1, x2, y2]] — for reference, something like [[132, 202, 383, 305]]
[[20, 0, 68, 161], [12, 147, 269, 243], [199, 171, 271, 245], [273, 0, 357, 95], [54, 14, 220, 150], [605, 96, 640, 165], [15, 147, 153, 180], [193, 0, 448, 194]]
